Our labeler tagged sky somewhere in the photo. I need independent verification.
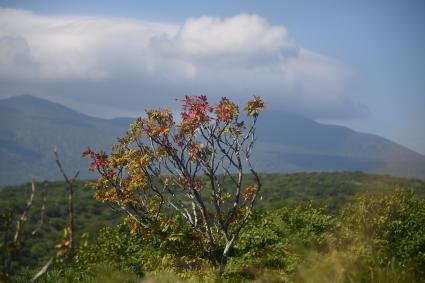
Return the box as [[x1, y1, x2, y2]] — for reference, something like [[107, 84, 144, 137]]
[[0, 0, 424, 154]]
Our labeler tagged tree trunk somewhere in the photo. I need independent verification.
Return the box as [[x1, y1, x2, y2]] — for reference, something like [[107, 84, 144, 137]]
[[219, 236, 235, 274]]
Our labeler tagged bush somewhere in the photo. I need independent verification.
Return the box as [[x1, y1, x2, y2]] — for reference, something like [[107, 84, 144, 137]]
[[339, 188, 425, 279], [228, 202, 335, 280]]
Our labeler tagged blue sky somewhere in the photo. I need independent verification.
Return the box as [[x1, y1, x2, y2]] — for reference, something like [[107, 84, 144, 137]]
[[0, 0, 424, 154]]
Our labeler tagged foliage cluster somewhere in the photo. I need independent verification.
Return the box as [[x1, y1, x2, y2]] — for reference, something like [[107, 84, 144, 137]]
[[338, 188, 425, 279], [18, 188, 424, 283]]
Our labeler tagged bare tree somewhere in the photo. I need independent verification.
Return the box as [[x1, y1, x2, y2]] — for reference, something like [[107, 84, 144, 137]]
[[54, 147, 79, 255], [30, 148, 80, 282]]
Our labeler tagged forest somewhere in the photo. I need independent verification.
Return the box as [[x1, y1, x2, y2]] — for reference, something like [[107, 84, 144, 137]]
[[1, 172, 425, 282]]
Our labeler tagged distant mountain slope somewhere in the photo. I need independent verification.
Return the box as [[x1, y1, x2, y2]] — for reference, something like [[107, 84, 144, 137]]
[[0, 95, 132, 185], [0, 95, 424, 185], [254, 111, 425, 178]]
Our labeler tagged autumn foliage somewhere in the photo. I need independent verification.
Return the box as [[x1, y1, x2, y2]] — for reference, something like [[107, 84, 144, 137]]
[[83, 95, 266, 271]]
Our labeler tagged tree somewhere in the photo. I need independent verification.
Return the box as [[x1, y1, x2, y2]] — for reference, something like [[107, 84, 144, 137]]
[[83, 95, 266, 272]]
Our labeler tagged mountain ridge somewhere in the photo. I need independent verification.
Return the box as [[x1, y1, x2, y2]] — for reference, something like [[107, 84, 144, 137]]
[[1, 94, 424, 185]]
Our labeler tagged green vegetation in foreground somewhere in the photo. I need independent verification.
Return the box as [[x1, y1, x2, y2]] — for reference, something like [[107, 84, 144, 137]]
[[21, 189, 425, 283], [1, 171, 425, 282], [0, 180, 120, 273]]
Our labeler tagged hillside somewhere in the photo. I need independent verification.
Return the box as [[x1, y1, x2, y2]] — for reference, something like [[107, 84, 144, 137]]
[[1, 172, 424, 279], [254, 110, 425, 178], [1, 95, 425, 185], [0, 95, 132, 185]]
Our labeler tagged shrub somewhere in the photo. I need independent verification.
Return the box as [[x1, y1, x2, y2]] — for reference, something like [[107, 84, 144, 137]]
[[83, 95, 266, 272], [339, 188, 425, 279]]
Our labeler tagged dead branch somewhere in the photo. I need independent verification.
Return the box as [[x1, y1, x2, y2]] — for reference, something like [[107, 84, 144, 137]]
[[12, 179, 36, 244], [31, 182, 47, 236], [54, 146, 79, 255], [30, 257, 53, 283]]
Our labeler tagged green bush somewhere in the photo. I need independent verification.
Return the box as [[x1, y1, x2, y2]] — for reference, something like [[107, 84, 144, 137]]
[[339, 188, 425, 279], [227, 202, 335, 280]]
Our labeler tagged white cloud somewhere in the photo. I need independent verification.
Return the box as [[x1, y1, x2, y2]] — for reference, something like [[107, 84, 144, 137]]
[[0, 35, 39, 80], [0, 8, 363, 119], [153, 15, 298, 63]]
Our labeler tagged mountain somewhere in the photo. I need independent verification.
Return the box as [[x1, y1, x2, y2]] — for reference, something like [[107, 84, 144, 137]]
[[1, 95, 424, 185], [0, 95, 132, 185], [254, 111, 425, 179]]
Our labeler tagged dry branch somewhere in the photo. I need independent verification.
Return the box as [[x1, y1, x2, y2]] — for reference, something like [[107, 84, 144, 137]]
[[54, 146, 79, 254]]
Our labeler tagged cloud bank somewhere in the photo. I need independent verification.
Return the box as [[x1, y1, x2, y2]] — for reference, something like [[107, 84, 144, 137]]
[[0, 8, 364, 119]]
